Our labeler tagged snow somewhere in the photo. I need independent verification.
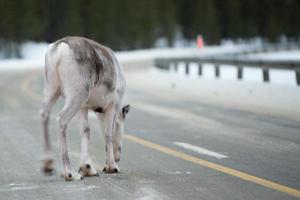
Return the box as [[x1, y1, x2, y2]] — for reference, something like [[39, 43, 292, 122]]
[[21, 42, 49, 60], [0, 41, 299, 86], [0, 41, 298, 118], [245, 50, 300, 61], [173, 62, 297, 86], [0, 42, 243, 70], [126, 67, 300, 119], [0, 41, 48, 70], [0, 59, 44, 70], [116, 43, 244, 62]]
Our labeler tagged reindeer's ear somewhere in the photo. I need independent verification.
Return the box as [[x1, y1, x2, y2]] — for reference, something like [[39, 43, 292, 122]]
[[122, 105, 130, 119]]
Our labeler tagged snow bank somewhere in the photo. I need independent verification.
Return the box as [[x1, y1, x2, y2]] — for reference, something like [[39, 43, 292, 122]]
[[0, 41, 298, 87], [0, 41, 244, 70], [21, 42, 49, 60], [0, 42, 48, 70], [245, 50, 300, 61], [116, 43, 244, 62], [173, 62, 297, 86], [126, 67, 300, 119]]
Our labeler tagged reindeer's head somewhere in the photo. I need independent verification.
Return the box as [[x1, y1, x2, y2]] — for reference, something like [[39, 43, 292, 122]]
[[113, 104, 130, 162]]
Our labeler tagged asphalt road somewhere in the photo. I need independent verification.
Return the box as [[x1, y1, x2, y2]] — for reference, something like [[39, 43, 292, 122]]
[[0, 67, 299, 200]]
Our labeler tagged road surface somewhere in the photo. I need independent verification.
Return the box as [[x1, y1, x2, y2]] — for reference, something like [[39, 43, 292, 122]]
[[0, 65, 299, 200]]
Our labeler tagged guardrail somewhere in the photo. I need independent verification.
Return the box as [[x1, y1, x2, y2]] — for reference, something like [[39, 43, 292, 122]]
[[154, 57, 300, 85]]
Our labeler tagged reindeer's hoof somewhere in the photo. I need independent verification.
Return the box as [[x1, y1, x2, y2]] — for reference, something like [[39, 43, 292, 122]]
[[102, 165, 119, 173], [42, 158, 55, 175], [62, 170, 83, 181], [79, 163, 99, 177]]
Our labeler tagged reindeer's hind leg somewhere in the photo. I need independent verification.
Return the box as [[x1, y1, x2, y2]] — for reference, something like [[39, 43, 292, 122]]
[[57, 89, 89, 181], [40, 83, 60, 174]]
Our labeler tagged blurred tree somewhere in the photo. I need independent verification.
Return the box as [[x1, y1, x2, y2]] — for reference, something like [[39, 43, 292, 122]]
[[192, 0, 220, 44], [66, 0, 85, 37], [0, 0, 300, 52], [216, 0, 242, 39], [120, 0, 159, 49], [175, 0, 195, 41], [156, 0, 177, 46], [176, 0, 220, 44], [0, 0, 25, 57], [43, 0, 68, 42]]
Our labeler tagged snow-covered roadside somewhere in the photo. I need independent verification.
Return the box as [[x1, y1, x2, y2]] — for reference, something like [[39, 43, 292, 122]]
[[116, 43, 244, 62], [0, 42, 245, 71], [245, 50, 300, 61], [0, 41, 299, 87], [0, 41, 299, 118], [0, 42, 48, 70], [1, 41, 299, 71], [173, 63, 297, 86], [126, 67, 300, 120]]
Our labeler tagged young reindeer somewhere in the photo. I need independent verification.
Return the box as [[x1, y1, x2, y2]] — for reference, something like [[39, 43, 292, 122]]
[[40, 36, 130, 181]]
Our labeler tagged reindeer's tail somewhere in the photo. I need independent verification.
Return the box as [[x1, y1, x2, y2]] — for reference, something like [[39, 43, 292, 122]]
[[43, 42, 66, 94]]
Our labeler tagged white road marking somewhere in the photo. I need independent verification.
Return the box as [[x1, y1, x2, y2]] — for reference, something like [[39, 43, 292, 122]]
[[64, 185, 98, 191], [136, 186, 168, 200], [1, 183, 99, 192], [0, 183, 39, 192], [167, 171, 192, 175], [174, 142, 228, 159], [3, 96, 20, 108]]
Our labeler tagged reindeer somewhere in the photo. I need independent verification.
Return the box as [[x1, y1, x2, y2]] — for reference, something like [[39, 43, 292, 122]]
[[40, 36, 130, 181]]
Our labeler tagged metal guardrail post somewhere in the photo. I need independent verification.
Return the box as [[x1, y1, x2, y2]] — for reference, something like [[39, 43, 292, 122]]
[[154, 56, 300, 86], [296, 69, 300, 85], [185, 62, 189, 75], [174, 62, 178, 71], [198, 63, 202, 76], [263, 68, 270, 82], [237, 66, 243, 80], [215, 65, 220, 78]]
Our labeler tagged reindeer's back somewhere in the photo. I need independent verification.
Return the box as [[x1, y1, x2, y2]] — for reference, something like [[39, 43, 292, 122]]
[[45, 37, 123, 96]]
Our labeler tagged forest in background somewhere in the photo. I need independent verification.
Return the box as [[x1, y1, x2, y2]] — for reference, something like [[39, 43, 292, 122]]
[[0, 0, 300, 56]]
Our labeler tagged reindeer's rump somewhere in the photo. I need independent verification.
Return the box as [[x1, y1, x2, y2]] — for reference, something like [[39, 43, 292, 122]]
[[45, 36, 117, 94]]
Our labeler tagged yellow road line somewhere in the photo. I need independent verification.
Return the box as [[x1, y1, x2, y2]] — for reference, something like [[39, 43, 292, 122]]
[[3, 96, 20, 109], [125, 134, 300, 198], [20, 73, 41, 100]]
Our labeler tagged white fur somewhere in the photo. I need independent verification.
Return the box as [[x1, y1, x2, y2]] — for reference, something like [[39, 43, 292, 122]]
[[40, 37, 129, 181]]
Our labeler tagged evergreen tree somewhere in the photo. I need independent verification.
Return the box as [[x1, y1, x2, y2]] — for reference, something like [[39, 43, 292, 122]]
[[0, 0, 300, 50]]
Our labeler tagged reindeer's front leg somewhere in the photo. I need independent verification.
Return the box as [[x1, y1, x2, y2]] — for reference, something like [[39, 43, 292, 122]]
[[102, 105, 119, 173]]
